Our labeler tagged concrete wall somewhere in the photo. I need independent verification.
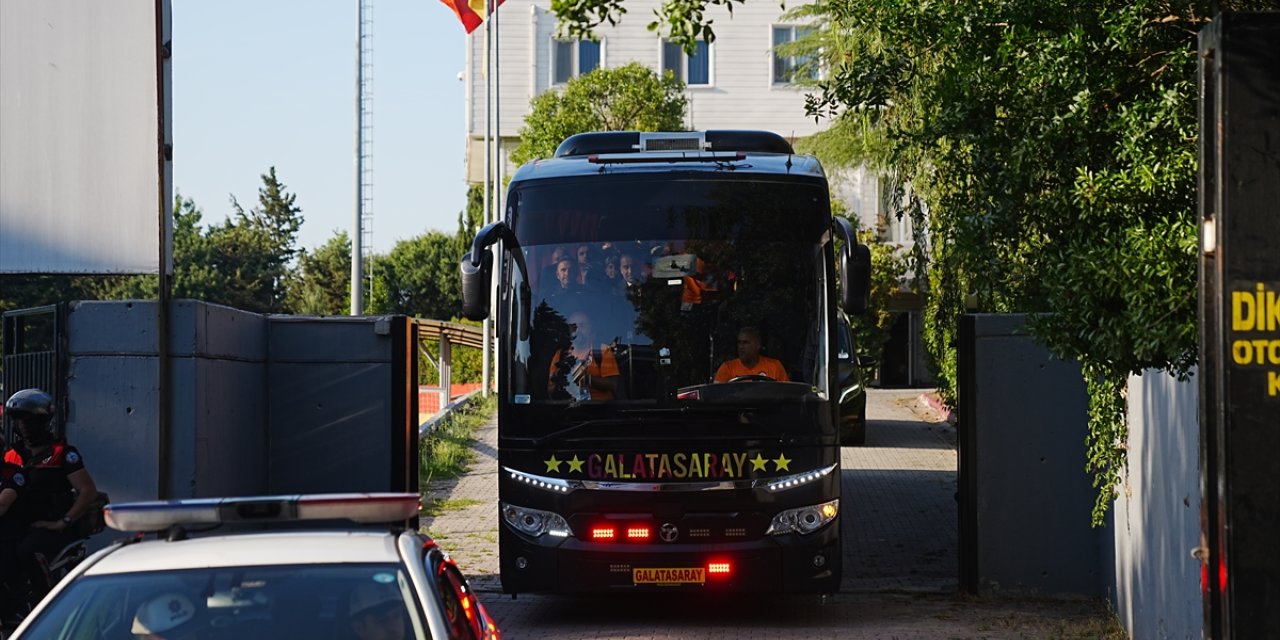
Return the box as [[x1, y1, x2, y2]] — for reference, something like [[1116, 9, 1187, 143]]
[[65, 300, 269, 503], [1108, 368, 1202, 639], [957, 313, 1102, 596], [62, 300, 413, 510], [266, 316, 410, 494]]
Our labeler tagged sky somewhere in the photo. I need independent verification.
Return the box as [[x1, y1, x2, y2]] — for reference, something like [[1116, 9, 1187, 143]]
[[173, 0, 468, 255]]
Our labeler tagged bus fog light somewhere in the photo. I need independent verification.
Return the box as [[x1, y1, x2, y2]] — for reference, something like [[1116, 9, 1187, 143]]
[[813, 554, 826, 568], [765, 499, 839, 536], [516, 557, 529, 569], [502, 502, 572, 538]]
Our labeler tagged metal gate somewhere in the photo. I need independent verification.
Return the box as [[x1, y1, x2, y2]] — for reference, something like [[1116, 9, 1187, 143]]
[[2, 304, 68, 438]]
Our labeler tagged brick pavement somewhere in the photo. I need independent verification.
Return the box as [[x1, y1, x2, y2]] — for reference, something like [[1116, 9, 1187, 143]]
[[843, 389, 959, 592]]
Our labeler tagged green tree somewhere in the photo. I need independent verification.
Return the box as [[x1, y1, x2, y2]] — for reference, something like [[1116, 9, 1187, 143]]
[[217, 167, 304, 312], [369, 232, 463, 320], [288, 231, 352, 315], [511, 62, 688, 166], [456, 183, 485, 256]]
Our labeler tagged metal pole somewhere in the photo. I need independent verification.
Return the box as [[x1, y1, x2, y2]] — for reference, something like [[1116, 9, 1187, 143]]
[[155, 0, 172, 499], [490, 0, 502, 397], [440, 337, 452, 414], [480, 0, 493, 397], [351, 0, 365, 315]]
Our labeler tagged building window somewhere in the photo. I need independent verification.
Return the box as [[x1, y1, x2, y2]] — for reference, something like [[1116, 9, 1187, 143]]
[[553, 39, 601, 84], [662, 40, 710, 86], [772, 26, 817, 85]]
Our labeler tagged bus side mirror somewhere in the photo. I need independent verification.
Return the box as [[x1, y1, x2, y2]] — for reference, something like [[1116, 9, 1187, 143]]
[[841, 242, 871, 315], [460, 250, 493, 321], [833, 217, 871, 315]]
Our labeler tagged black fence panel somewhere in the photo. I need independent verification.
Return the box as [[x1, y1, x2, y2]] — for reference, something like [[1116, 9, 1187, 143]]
[[2, 304, 67, 439]]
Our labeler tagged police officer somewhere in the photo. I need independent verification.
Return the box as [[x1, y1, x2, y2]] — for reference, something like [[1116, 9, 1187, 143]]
[[3, 388, 99, 598], [0, 433, 29, 619]]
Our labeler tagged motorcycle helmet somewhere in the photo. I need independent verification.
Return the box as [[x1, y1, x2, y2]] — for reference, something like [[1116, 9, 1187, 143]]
[[4, 388, 55, 424]]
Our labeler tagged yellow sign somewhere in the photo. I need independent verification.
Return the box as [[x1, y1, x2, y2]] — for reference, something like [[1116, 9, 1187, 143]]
[[1229, 281, 1280, 397], [633, 567, 705, 585]]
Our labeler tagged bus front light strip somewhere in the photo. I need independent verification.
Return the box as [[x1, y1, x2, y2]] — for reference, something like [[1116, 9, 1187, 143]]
[[503, 463, 837, 495]]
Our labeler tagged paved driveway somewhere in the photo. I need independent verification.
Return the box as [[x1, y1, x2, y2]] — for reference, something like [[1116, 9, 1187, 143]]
[[422, 390, 1117, 639]]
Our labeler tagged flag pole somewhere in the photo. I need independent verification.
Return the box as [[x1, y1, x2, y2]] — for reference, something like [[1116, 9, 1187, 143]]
[[479, 0, 492, 397], [491, 0, 502, 396]]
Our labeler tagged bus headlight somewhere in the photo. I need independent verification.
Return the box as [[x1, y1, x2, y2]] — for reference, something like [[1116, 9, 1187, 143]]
[[765, 499, 839, 536], [501, 502, 571, 538]]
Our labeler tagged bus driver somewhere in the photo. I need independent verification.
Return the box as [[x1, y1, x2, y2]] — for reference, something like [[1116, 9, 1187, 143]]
[[714, 327, 789, 383]]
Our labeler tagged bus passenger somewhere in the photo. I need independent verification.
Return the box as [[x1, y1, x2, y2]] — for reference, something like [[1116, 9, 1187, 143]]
[[714, 327, 789, 383], [548, 311, 620, 401], [601, 254, 625, 295], [618, 253, 638, 287], [574, 244, 593, 288], [549, 259, 574, 298], [539, 246, 569, 289]]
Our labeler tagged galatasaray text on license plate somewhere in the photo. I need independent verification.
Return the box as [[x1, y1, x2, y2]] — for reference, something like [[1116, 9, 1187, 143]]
[[633, 567, 706, 585]]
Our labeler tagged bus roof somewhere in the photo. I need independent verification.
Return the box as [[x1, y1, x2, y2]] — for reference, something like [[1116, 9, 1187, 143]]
[[509, 130, 827, 184]]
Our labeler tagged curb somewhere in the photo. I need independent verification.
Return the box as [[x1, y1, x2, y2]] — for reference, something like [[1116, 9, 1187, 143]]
[[918, 391, 957, 424]]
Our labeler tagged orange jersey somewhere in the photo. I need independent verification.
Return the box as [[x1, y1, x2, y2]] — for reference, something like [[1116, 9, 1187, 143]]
[[714, 356, 789, 383], [550, 346, 620, 400]]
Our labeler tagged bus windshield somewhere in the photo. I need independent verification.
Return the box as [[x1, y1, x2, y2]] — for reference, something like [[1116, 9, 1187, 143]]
[[505, 176, 833, 407]]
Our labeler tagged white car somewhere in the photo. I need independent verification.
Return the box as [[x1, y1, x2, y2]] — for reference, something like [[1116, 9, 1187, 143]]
[[9, 494, 500, 640]]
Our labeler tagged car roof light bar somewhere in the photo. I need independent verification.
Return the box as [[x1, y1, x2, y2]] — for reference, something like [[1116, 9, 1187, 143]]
[[105, 493, 421, 532]]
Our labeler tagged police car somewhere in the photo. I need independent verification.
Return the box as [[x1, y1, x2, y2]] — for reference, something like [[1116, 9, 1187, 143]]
[[8, 493, 500, 639]]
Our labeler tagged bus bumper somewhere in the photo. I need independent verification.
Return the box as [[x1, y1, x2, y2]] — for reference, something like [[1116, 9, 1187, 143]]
[[499, 520, 841, 594]]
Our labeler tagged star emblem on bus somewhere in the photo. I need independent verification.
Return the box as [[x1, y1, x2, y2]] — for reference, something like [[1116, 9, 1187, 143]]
[[544, 455, 562, 473], [567, 455, 584, 473], [772, 454, 791, 472], [750, 454, 768, 471]]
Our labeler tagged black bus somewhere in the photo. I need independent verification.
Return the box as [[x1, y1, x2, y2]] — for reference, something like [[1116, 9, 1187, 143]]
[[460, 130, 870, 594]]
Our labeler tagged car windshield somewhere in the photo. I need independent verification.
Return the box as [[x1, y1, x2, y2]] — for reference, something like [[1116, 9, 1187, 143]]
[[507, 176, 833, 406], [22, 563, 430, 640]]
